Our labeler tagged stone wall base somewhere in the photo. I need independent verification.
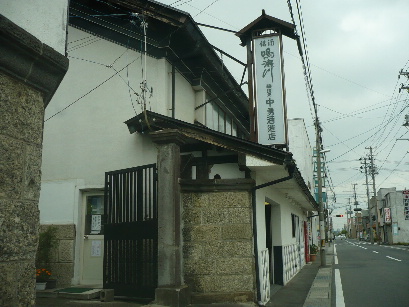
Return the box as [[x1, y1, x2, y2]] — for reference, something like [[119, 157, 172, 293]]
[[155, 285, 190, 307], [191, 291, 255, 304], [38, 224, 75, 287]]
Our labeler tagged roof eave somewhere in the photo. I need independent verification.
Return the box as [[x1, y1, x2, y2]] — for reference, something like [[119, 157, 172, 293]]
[[236, 12, 297, 45]]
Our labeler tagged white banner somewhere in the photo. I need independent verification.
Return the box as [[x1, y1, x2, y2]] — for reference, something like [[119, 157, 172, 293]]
[[254, 35, 286, 145], [384, 207, 391, 224]]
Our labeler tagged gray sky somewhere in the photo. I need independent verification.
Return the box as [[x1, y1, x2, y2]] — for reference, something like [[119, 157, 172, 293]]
[[158, 0, 409, 229]]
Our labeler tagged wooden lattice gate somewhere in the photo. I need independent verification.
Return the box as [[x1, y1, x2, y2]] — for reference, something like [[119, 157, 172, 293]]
[[103, 164, 158, 299]]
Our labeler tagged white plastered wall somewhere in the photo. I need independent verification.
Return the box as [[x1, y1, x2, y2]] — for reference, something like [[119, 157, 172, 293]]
[[0, 0, 68, 55], [391, 191, 409, 243], [39, 179, 84, 225], [40, 26, 205, 284], [42, 26, 192, 184], [288, 118, 313, 191], [253, 170, 307, 286]]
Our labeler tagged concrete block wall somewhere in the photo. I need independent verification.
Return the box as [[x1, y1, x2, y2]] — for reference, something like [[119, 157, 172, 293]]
[[181, 179, 256, 304]]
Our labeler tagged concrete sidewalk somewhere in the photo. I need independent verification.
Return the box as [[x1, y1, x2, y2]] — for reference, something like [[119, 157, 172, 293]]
[[266, 243, 334, 307], [303, 243, 334, 307]]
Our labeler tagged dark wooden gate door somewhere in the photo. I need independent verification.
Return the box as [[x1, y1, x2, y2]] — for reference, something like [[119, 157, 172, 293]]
[[103, 164, 158, 299]]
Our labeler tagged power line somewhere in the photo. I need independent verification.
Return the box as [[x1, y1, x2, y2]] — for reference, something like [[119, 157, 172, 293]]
[[67, 55, 109, 67], [377, 130, 409, 172], [284, 49, 395, 100], [67, 37, 102, 52], [372, 104, 408, 152], [170, 0, 192, 7], [193, 0, 220, 18], [326, 122, 384, 148], [44, 58, 139, 122], [327, 104, 409, 163], [370, 69, 408, 147], [67, 34, 94, 45], [332, 172, 363, 189], [184, 2, 239, 30], [321, 101, 399, 124]]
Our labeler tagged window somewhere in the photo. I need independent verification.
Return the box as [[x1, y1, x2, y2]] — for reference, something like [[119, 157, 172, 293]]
[[218, 108, 225, 133], [205, 100, 243, 137], [85, 195, 104, 235], [404, 198, 409, 220], [226, 117, 232, 135], [291, 214, 297, 238], [232, 122, 237, 137]]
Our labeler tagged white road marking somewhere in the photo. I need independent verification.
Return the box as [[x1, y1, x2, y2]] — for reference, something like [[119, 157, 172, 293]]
[[373, 251, 379, 254], [335, 269, 345, 307], [334, 244, 338, 264], [386, 256, 402, 262]]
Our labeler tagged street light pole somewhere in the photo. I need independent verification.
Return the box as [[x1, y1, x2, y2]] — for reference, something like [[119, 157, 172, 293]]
[[316, 119, 326, 266]]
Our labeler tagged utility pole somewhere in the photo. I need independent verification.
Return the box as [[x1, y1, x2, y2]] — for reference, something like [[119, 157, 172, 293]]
[[366, 146, 380, 244], [352, 183, 359, 239], [316, 119, 326, 266], [346, 198, 350, 237], [360, 157, 374, 244], [399, 69, 409, 93]]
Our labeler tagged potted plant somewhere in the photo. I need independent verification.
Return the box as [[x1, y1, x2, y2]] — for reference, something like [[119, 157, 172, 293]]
[[36, 226, 58, 289], [309, 244, 318, 261], [35, 268, 51, 290]]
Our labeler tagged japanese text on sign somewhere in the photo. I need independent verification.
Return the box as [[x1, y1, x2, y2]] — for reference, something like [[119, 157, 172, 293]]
[[254, 35, 286, 145]]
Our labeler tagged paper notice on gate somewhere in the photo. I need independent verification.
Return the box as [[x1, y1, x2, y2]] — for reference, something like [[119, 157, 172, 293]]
[[91, 214, 102, 234], [91, 240, 102, 257]]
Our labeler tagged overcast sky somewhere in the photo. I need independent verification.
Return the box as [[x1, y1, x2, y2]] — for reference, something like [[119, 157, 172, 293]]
[[156, 0, 409, 229]]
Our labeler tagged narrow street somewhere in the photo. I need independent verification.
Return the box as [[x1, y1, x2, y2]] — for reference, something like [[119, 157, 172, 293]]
[[333, 239, 409, 307]]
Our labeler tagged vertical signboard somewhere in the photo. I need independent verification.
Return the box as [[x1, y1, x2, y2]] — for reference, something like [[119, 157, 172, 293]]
[[403, 190, 409, 220], [253, 35, 286, 145], [383, 207, 391, 224]]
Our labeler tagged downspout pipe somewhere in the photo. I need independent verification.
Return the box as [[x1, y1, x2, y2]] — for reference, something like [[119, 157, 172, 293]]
[[172, 64, 176, 118], [251, 157, 296, 306]]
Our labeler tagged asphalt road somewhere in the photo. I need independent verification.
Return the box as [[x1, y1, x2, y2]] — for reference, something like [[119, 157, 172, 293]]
[[333, 239, 409, 307]]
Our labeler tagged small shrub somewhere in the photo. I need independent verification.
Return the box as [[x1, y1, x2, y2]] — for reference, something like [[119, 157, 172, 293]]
[[310, 244, 318, 254], [36, 226, 58, 266]]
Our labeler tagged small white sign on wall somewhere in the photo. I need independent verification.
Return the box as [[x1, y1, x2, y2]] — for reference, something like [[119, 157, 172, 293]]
[[91, 214, 102, 234], [91, 240, 102, 257], [393, 223, 398, 236]]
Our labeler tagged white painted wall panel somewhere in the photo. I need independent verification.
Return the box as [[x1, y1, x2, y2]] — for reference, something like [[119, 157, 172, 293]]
[[288, 119, 313, 191], [39, 180, 83, 224], [0, 0, 68, 54], [42, 27, 177, 185]]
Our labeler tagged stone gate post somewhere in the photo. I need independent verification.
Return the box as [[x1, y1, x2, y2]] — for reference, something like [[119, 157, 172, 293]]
[[150, 129, 190, 306]]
